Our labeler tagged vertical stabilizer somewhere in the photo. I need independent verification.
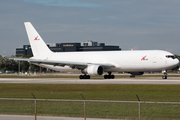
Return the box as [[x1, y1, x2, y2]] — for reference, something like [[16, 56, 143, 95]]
[[24, 22, 52, 57]]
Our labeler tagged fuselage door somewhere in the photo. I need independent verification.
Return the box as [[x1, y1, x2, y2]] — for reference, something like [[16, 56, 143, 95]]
[[152, 55, 157, 63]]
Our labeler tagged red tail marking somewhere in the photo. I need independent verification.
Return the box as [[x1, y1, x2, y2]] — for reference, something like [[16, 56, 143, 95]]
[[34, 36, 38, 40], [141, 55, 147, 60]]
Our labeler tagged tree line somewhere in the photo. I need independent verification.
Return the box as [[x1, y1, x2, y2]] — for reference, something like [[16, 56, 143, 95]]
[[0, 55, 180, 73], [0, 55, 45, 73]]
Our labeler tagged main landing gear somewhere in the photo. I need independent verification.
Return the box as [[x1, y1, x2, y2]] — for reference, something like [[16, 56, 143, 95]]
[[79, 71, 115, 79], [79, 74, 90, 79], [104, 72, 115, 79], [162, 70, 167, 79], [130, 75, 135, 78], [79, 70, 90, 79]]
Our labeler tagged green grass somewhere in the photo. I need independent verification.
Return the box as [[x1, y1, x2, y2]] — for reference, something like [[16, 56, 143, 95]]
[[0, 84, 180, 101], [1, 84, 180, 119]]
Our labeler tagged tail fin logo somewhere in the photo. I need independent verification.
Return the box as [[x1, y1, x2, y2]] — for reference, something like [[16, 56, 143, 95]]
[[141, 55, 148, 60], [34, 36, 40, 41]]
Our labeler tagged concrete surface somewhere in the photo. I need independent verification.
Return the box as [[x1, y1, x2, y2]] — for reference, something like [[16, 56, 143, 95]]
[[0, 115, 120, 120], [0, 77, 180, 84]]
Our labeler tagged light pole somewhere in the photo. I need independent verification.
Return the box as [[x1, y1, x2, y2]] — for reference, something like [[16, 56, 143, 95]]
[[18, 61, 20, 75]]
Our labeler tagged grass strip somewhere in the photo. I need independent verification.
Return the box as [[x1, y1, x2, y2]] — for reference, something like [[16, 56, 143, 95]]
[[0, 84, 180, 119]]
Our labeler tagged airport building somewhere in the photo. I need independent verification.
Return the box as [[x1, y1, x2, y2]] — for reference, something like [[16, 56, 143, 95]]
[[16, 41, 121, 56]]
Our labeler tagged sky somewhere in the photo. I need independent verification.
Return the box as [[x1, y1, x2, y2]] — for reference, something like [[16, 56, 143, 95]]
[[0, 0, 180, 56]]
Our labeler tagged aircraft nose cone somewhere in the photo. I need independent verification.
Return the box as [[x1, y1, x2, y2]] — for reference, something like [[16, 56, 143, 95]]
[[175, 59, 179, 66], [167, 58, 179, 69], [172, 59, 179, 68]]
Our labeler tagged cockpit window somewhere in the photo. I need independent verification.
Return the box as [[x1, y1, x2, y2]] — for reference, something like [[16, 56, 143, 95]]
[[166, 55, 176, 59]]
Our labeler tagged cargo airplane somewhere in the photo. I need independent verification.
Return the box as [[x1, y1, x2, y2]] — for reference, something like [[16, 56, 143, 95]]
[[14, 22, 179, 79]]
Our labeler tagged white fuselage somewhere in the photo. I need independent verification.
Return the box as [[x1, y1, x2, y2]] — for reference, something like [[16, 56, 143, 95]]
[[32, 50, 179, 73], [20, 22, 179, 79]]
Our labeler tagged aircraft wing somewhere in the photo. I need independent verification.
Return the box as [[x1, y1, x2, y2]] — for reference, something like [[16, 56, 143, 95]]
[[12, 58, 115, 70]]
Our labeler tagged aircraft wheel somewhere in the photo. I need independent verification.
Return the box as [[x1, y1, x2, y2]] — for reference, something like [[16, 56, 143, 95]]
[[104, 75, 107, 79], [162, 75, 167, 79], [104, 74, 115, 79], [130, 75, 135, 78], [79, 75, 83, 79], [86, 75, 90, 79], [79, 75, 91, 79], [111, 75, 115, 79], [162, 71, 167, 79]]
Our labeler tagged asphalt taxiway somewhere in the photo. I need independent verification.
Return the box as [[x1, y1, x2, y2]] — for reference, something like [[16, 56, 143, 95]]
[[0, 77, 180, 84], [0, 115, 119, 120]]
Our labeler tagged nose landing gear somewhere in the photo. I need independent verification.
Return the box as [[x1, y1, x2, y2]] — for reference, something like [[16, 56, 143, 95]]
[[162, 70, 167, 79]]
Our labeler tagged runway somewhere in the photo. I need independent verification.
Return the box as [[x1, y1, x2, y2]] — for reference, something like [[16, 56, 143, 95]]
[[0, 77, 180, 84], [0, 115, 118, 120]]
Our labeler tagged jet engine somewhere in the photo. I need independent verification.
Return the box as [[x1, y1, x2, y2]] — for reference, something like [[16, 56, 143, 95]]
[[84, 65, 104, 76]]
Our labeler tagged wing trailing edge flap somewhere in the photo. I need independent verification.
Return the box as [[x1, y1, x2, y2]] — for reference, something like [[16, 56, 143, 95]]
[[12, 58, 114, 70]]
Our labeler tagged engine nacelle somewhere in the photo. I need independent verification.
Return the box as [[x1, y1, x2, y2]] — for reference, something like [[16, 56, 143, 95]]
[[84, 65, 104, 76], [129, 72, 144, 75]]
